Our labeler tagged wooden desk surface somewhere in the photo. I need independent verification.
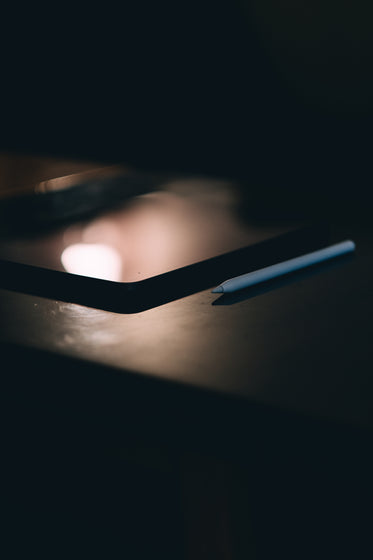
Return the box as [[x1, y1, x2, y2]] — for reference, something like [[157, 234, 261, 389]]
[[1, 220, 372, 431]]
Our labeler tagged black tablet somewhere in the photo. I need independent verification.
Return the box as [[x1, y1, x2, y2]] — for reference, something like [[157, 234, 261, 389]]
[[0, 173, 329, 312]]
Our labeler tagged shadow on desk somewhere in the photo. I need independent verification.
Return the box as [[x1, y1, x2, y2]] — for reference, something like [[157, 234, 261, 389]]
[[1, 341, 373, 559]]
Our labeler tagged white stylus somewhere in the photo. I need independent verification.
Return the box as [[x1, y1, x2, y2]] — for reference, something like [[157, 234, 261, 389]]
[[212, 239, 355, 294]]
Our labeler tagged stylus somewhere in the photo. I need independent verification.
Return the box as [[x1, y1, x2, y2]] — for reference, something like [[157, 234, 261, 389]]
[[212, 239, 355, 294]]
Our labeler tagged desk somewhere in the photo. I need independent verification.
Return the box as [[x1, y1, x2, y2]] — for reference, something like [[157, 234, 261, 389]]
[[1, 216, 373, 558]]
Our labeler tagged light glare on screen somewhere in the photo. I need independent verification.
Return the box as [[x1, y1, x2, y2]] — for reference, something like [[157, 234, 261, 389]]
[[61, 243, 122, 281]]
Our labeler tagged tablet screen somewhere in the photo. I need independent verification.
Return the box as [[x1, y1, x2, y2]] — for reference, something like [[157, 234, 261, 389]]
[[0, 176, 300, 284]]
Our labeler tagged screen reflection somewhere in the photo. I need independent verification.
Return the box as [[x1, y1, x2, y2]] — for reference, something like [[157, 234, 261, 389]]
[[0, 178, 296, 285], [61, 243, 122, 282]]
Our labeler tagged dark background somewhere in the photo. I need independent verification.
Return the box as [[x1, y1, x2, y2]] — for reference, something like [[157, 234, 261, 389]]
[[1, 2, 372, 216]]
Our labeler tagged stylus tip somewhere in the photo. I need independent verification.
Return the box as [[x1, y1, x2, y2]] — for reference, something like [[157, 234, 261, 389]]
[[212, 286, 224, 293]]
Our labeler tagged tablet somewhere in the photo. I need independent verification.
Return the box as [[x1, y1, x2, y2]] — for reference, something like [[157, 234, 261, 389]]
[[0, 173, 329, 312]]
